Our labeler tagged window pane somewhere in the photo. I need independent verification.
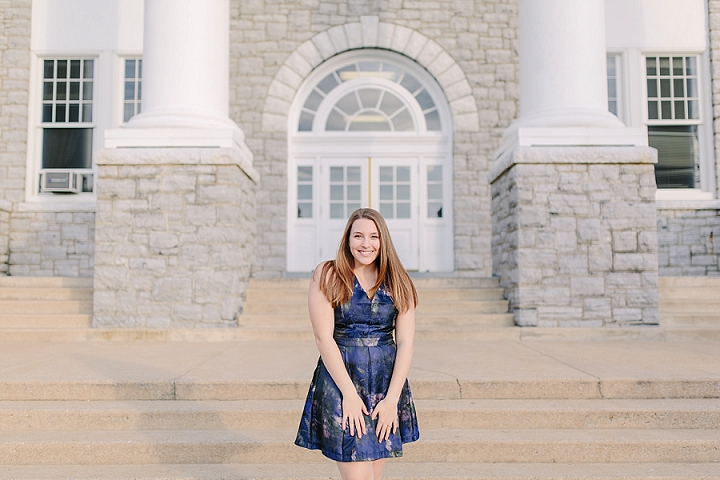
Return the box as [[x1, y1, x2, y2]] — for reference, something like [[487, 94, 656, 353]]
[[648, 126, 698, 188], [661, 101, 672, 119], [358, 61, 381, 72], [125, 59, 136, 79], [56, 82, 67, 101], [379, 91, 404, 115], [56, 104, 66, 122], [347, 203, 361, 213], [69, 82, 80, 100], [43, 82, 53, 101], [673, 79, 684, 97], [347, 167, 360, 182], [687, 78, 697, 98], [297, 203, 312, 218], [647, 79, 657, 98], [82, 103, 92, 122], [396, 184, 410, 200], [335, 92, 360, 115], [672, 57, 683, 76], [428, 184, 443, 200], [347, 184, 361, 201], [688, 100, 699, 119], [330, 167, 343, 182], [608, 78, 617, 98], [42, 105, 52, 123], [42, 128, 93, 169], [379, 166, 393, 182], [297, 184, 312, 200], [57, 60, 67, 79], [44, 60, 54, 79], [125, 81, 135, 101], [379, 203, 393, 218], [124, 103, 135, 122], [298, 166, 312, 182], [70, 60, 81, 79], [68, 104, 79, 122], [330, 184, 344, 200], [660, 79, 671, 97], [349, 115, 391, 131], [607, 55, 616, 76], [425, 110, 441, 131], [396, 203, 410, 219], [400, 74, 421, 94], [83, 60, 94, 79], [674, 100, 685, 120], [659, 57, 670, 76], [392, 109, 414, 131], [83, 81, 92, 100], [138, 59, 142, 78], [397, 166, 410, 182], [298, 111, 314, 132], [138, 81, 142, 100], [325, 109, 346, 131], [648, 101, 659, 119], [330, 203, 344, 219], [316, 73, 339, 94], [646, 57, 657, 76], [358, 88, 381, 108], [428, 202, 443, 218], [303, 90, 324, 111], [415, 89, 435, 110], [379, 184, 393, 200], [428, 166, 442, 182], [686, 56, 697, 76]]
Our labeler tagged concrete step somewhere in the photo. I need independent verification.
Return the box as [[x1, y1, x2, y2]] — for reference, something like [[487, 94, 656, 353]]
[[0, 300, 92, 314], [659, 288, 720, 301], [662, 314, 720, 326], [2, 462, 720, 480], [243, 299, 510, 315], [659, 277, 720, 288], [0, 277, 93, 288], [238, 313, 515, 327], [1, 399, 717, 431], [0, 314, 91, 329], [0, 287, 94, 301], [1, 428, 719, 464], [244, 287, 506, 302], [659, 300, 720, 313]]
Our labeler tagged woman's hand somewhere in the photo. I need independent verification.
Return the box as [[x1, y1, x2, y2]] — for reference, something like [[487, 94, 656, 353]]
[[342, 391, 369, 438], [371, 397, 398, 442]]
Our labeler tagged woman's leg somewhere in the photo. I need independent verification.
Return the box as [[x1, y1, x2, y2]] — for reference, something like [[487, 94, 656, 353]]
[[336, 461, 374, 480], [371, 458, 387, 479]]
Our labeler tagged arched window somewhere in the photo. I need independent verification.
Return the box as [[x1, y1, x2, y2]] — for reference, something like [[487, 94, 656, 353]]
[[297, 60, 441, 133]]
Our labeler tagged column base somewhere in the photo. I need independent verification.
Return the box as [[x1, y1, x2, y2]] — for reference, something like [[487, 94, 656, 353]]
[[491, 146, 659, 327], [92, 145, 257, 328]]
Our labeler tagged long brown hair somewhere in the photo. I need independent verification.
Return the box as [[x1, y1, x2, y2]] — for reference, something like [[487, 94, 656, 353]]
[[318, 208, 417, 313]]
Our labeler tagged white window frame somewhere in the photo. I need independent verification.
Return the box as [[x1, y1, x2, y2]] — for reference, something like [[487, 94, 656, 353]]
[[607, 53, 625, 124], [642, 51, 715, 199], [118, 55, 142, 125]]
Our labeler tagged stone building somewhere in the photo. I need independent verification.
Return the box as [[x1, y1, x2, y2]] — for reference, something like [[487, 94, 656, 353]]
[[0, 0, 718, 328]]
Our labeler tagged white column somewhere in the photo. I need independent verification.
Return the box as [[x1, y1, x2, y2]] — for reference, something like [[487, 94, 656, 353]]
[[126, 0, 231, 129], [498, 0, 646, 153]]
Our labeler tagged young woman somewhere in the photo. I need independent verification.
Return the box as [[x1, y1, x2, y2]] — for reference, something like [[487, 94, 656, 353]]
[[295, 208, 419, 480]]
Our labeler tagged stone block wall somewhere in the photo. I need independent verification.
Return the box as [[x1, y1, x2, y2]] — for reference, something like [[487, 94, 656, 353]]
[[0, 199, 9, 274], [491, 147, 659, 327], [708, 0, 720, 199], [93, 148, 256, 328], [230, 0, 519, 276], [657, 208, 720, 276], [7, 211, 94, 276]]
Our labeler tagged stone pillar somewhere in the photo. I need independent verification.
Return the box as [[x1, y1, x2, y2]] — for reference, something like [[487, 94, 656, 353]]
[[491, 0, 659, 327], [94, 0, 258, 328]]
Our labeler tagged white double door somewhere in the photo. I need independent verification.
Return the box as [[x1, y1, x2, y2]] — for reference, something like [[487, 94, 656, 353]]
[[318, 156, 419, 270]]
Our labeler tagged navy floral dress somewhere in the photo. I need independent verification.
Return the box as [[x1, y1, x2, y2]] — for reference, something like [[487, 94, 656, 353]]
[[295, 277, 420, 462]]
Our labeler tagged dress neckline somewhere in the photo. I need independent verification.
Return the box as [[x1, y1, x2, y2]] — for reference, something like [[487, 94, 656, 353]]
[[354, 275, 377, 302]]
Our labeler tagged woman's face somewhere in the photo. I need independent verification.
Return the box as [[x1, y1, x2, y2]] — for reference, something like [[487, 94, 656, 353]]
[[348, 218, 380, 268]]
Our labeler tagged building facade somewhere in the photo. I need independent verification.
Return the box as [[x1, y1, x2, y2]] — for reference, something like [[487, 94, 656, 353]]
[[0, 0, 718, 327]]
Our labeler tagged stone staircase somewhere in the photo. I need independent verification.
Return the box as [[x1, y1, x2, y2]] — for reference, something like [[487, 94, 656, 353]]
[[659, 276, 720, 329], [0, 276, 719, 478]]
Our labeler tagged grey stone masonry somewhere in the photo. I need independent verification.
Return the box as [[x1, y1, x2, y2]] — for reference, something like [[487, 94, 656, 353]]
[[490, 147, 659, 327], [231, 1, 519, 276], [708, 0, 720, 198], [0, 199, 9, 275], [657, 208, 720, 276], [8, 210, 94, 277], [93, 148, 257, 328]]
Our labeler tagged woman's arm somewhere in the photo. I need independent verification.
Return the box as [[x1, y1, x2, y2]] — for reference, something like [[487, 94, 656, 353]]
[[308, 265, 368, 438], [371, 303, 416, 441]]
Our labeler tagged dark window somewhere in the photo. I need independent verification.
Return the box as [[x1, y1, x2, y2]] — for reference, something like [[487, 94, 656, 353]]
[[648, 125, 699, 188], [42, 128, 93, 169]]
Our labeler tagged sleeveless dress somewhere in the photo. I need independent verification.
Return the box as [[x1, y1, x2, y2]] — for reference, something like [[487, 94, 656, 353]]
[[294, 277, 420, 462]]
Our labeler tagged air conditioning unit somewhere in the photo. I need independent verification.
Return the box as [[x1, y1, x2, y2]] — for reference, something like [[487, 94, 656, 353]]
[[39, 171, 94, 194]]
